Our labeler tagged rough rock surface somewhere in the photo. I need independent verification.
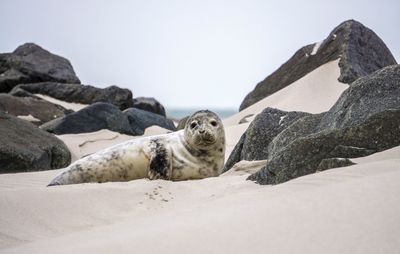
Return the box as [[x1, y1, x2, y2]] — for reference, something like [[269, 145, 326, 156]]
[[248, 64, 400, 184], [249, 109, 400, 184], [40, 102, 139, 135], [0, 43, 80, 92], [0, 111, 71, 173], [0, 94, 71, 125], [317, 158, 355, 171], [8, 87, 40, 98], [123, 108, 176, 134], [239, 20, 397, 111], [12, 82, 134, 110], [132, 97, 166, 116], [223, 108, 309, 173]]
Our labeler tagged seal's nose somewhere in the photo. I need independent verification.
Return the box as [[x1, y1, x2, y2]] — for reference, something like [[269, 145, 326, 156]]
[[199, 129, 205, 134]]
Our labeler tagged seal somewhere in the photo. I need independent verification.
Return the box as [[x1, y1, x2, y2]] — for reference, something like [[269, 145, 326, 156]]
[[47, 110, 225, 186]]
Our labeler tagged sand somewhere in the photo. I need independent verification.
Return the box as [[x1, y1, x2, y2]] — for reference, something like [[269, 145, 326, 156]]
[[16, 114, 41, 123], [223, 59, 348, 126], [222, 59, 349, 158], [1, 60, 399, 253], [35, 94, 88, 112], [0, 147, 399, 253]]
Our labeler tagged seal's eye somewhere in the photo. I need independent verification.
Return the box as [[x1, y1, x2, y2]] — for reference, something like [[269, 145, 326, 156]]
[[210, 120, 218, 127], [190, 122, 197, 129]]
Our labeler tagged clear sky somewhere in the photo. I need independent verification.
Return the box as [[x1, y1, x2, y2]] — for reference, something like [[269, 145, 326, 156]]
[[0, 0, 399, 110]]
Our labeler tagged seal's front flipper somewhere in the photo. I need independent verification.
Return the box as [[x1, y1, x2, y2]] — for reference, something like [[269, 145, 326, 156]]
[[148, 140, 172, 180]]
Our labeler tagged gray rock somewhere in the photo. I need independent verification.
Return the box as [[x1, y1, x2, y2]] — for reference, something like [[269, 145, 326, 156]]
[[223, 132, 246, 173], [249, 109, 400, 184], [222, 108, 309, 173], [0, 111, 71, 173], [41, 102, 139, 135], [0, 94, 71, 125], [11, 82, 134, 110], [8, 87, 39, 98], [318, 64, 400, 130], [329, 145, 375, 158], [248, 64, 400, 185], [132, 97, 166, 116], [317, 158, 355, 171], [0, 43, 80, 92], [239, 20, 397, 111], [123, 108, 176, 134], [267, 113, 324, 159]]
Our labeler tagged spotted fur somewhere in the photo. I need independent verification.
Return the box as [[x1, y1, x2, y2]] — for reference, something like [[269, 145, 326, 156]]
[[148, 139, 171, 180], [48, 110, 225, 186]]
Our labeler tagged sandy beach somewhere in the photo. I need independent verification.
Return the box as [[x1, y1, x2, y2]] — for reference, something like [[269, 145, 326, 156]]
[[2, 9, 400, 252], [0, 146, 399, 253], [1, 59, 399, 253]]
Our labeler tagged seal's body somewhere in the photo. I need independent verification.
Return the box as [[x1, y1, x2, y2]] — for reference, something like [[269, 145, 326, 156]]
[[48, 110, 225, 186]]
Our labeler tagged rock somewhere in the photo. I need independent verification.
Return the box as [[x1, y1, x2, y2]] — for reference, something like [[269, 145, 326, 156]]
[[0, 94, 71, 125], [317, 65, 400, 130], [40, 102, 139, 135], [317, 158, 355, 171], [223, 108, 309, 173], [0, 43, 80, 92], [0, 111, 71, 173], [8, 87, 39, 98], [239, 20, 397, 111], [329, 145, 375, 158], [267, 113, 325, 159], [123, 108, 176, 134], [11, 82, 134, 110], [248, 64, 400, 184], [176, 116, 189, 130], [0, 69, 30, 93], [223, 133, 246, 173], [249, 109, 400, 184], [132, 97, 166, 116]]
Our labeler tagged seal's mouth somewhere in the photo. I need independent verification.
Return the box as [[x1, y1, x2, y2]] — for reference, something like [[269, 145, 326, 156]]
[[194, 132, 216, 147]]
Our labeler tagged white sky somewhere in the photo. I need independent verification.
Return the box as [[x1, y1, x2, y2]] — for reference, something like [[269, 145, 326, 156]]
[[0, 0, 399, 109]]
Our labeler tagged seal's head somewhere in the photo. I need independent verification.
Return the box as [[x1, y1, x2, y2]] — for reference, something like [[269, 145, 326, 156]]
[[184, 110, 225, 151]]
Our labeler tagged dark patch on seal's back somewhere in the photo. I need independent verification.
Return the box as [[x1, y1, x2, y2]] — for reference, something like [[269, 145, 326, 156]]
[[149, 139, 170, 179]]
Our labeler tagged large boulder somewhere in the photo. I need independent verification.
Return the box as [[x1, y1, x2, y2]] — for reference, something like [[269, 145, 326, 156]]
[[11, 82, 134, 110], [0, 43, 80, 92], [40, 102, 139, 135], [0, 111, 71, 173], [239, 20, 397, 111], [248, 64, 400, 184], [317, 65, 400, 130], [131, 97, 167, 116], [123, 108, 176, 134], [0, 94, 71, 125], [249, 109, 400, 184], [223, 108, 309, 173]]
